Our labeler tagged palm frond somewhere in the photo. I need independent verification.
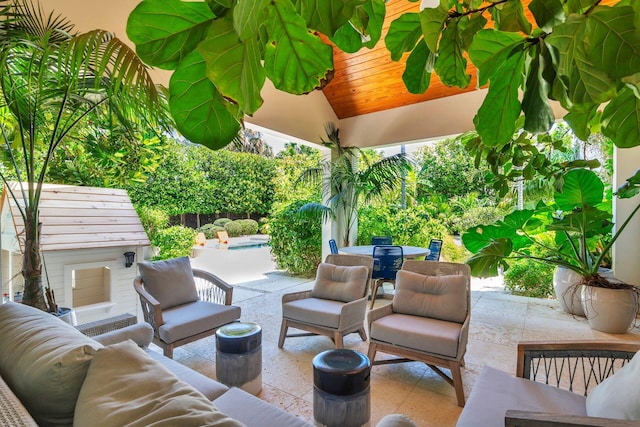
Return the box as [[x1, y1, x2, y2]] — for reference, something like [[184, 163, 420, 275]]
[[297, 202, 335, 222], [4, 0, 74, 43]]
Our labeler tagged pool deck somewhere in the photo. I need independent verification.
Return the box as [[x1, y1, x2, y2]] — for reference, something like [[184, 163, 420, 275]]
[[151, 237, 640, 426]]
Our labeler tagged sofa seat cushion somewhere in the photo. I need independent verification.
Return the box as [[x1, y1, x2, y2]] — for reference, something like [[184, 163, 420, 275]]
[[456, 366, 587, 427], [282, 298, 344, 328], [370, 312, 462, 358], [159, 301, 241, 344], [138, 256, 199, 309], [311, 263, 369, 302], [0, 302, 102, 427], [213, 387, 312, 427], [146, 349, 229, 400], [74, 340, 245, 427]]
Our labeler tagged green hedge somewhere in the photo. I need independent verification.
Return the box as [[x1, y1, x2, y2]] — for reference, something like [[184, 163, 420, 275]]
[[269, 200, 321, 276], [198, 223, 225, 239], [152, 225, 196, 260]]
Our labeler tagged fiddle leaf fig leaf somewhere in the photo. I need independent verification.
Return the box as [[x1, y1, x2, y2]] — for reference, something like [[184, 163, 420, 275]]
[[554, 169, 604, 210], [585, 6, 640, 79], [359, 0, 386, 49], [330, 22, 363, 53], [292, 0, 367, 37], [491, 0, 532, 34], [522, 46, 555, 134], [264, 0, 334, 94], [330, 0, 386, 52], [126, 0, 214, 70], [469, 30, 524, 86], [233, 0, 270, 41], [547, 15, 617, 106], [602, 87, 640, 148], [386, 13, 422, 61], [474, 47, 526, 146], [434, 20, 471, 87], [403, 39, 434, 94], [169, 51, 241, 150], [529, 0, 565, 33], [460, 12, 488, 50], [419, 5, 449, 53], [198, 16, 265, 114], [564, 106, 598, 141]]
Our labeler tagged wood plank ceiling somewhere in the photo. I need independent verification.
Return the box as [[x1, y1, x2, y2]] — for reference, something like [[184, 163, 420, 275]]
[[322, 0, 478, 119], [322, 0, 618, 120]]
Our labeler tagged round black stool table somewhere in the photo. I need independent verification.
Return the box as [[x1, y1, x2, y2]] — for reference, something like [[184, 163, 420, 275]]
[[215, 322, 262, 395], [312, 349, 371, 427]]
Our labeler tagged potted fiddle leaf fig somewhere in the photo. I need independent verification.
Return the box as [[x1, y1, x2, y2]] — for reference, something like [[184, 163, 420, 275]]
[[463, 168, 640, 333]]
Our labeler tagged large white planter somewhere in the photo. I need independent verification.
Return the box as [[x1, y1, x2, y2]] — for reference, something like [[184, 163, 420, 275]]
[[581, 286, 638, 334], [553, 267, 585, 316]]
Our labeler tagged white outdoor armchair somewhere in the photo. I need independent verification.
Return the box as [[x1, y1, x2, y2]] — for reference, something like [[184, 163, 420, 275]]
[[278, 254, 374, 349]]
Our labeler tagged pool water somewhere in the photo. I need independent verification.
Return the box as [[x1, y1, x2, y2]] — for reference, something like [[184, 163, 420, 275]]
[[227, 243, 271, 250]]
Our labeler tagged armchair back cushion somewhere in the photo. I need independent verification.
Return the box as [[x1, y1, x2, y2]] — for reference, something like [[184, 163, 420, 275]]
[[311, 263, 369, 302], [392, 270, 467, 323], [138, 256, 199, 309], [74, 340, 244, 427], [0, 302, 102, 426], [586, 350, 640, 420]]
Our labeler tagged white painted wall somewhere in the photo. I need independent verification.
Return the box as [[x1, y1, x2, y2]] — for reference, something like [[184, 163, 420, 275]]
[[613, 146, 640, 286]]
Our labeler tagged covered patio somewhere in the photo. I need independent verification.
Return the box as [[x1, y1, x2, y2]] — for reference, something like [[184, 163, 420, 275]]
[[184, 243, 640, 425]]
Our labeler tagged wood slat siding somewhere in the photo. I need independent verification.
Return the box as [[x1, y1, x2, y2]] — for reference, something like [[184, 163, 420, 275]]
[[3, 182, 150, 252], [323, 0, 619, 119]]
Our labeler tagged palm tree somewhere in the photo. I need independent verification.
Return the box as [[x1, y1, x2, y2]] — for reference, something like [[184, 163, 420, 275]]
[[0, 0, 167, 311], [297, 123, 412, 247]]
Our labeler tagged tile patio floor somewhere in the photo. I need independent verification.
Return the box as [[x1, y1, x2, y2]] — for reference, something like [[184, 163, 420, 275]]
[[151, 241, 640, 426]]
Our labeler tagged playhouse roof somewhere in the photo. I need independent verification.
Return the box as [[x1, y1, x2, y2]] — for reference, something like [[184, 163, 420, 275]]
[[2, 183, 150, 252]]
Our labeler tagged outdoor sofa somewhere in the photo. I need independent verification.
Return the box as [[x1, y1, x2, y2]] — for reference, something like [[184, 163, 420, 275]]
[[0, 302, 417, 427], [457, 340, 640, 426], [0, 302, 310, 427]]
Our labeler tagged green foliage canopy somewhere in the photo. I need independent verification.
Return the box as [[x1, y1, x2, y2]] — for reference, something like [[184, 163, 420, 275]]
[[129, 140, 276, 216], [127, 0, 640, 155]]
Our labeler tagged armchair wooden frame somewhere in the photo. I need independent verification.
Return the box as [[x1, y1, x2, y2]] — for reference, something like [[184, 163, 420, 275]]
[[504, 340, 640, 426], [134, 268, 234, 358], [367, 260, 471, 407], [278, 254, 374, 349]]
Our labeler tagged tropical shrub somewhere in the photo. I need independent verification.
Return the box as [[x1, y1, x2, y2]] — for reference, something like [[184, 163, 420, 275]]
[[441, 235, 471, 264], [135, 206, 169, 242], [213, 218, 232, 227], [258, 217, 269, 234], [236, 219, 259, 235], [357, 205, 447, 248], [270, 200, 321, 277], [503, 259, 555, 299], [450, 205, 504, 236], [152, 226, 196, 260], [198, 223, 224, 239], [224, 221, 244, 237]]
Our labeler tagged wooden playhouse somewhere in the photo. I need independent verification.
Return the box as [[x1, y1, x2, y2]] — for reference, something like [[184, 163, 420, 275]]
[[0, 183, 149, 324]]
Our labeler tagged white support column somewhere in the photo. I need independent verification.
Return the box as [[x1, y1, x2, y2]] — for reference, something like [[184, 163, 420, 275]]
[[612, 146, 640, 285], [321, 148, 337, 261]]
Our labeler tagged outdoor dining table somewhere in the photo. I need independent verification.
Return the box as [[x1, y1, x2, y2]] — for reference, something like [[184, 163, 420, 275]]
[[338, 245, 430, 259]]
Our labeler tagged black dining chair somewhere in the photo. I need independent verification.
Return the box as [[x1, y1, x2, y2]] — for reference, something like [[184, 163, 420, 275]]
[[370, 245, 404, 308], [425, 238, 443, 261], [328, 239, 339, 255], [371, 236, 393, 245]]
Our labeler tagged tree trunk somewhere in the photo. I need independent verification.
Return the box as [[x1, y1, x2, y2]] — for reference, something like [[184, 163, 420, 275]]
[[21, 207, 48, 311]]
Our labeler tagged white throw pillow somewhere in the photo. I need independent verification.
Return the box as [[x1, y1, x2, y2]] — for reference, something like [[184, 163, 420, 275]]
[[586, 350, 640, 420]]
